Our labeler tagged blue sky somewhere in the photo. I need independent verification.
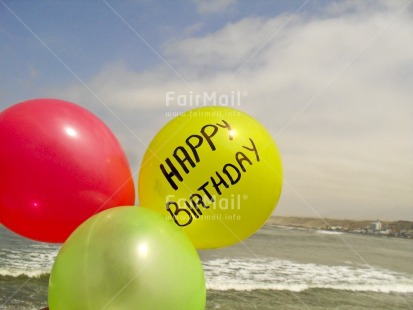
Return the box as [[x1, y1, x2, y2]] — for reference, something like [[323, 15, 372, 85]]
[[1, 0, 412, 220]]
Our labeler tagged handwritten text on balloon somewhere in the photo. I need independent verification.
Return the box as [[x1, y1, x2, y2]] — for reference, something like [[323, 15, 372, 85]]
[[159, 120, 260, 226]]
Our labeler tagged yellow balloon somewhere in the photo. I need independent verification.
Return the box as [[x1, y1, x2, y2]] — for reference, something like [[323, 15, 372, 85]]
[[138, 107, 282, 249]]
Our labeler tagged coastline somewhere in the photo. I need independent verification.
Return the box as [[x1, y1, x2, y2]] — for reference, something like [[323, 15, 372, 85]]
[[2, 221, 413, 310], [267, 216, 413, 238]]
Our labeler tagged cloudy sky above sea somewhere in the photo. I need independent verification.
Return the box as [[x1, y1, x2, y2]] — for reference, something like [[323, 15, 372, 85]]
[[1, 0, 412, 221]]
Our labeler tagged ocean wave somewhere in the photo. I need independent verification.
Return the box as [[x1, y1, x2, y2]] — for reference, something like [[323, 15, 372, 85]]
[[316, 230, 344, 235], [0, 268, 50, 279], [207, 282, 413, 293], [0, 248, 58, 276], [274, 225, 313, 231], [203, 258, 413, 293]]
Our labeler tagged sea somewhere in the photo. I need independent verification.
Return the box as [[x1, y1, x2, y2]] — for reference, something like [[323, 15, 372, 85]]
[[1, 223, 412, 310]]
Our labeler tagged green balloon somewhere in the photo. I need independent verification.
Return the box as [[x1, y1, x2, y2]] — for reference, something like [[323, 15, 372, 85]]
[[48, 206, 206, 309]]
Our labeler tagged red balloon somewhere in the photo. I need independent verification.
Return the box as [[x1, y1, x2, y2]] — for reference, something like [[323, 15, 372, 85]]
[[0, 99, 135, 242]]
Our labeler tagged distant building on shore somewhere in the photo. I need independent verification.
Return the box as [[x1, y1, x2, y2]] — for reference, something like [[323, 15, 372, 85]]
[[370, 219, 382, 233]]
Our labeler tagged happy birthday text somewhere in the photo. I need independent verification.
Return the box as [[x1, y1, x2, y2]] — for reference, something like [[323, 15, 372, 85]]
[[159, 120, 260, 227]]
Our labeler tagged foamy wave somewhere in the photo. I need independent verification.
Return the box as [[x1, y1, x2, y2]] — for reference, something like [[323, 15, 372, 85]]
[[0, 268, 50, 278], [203, 258, 413, 293], [0, 241, 59, 277], [316, 230, 343, 235]]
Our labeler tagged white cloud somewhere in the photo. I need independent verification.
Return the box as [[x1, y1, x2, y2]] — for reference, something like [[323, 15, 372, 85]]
[[193, 0, 237, 14], [164, 16, 295, 72], [57, 0, 413, 219]]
